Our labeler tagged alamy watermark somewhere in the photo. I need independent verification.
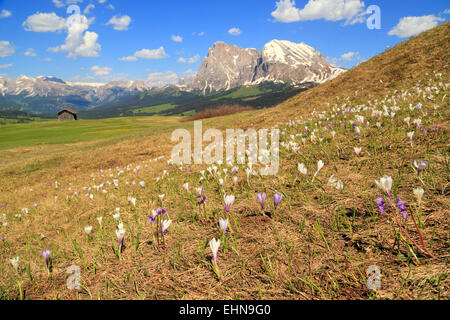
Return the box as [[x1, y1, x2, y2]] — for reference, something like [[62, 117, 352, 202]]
[[366, 5, 381, 30], [171, 121, 280, 175], [366, 265, 382, 290], [66, 265, 81, 290]]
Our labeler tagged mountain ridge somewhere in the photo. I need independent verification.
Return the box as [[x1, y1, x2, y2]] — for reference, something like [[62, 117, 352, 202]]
[[189, 39, 346, 93]]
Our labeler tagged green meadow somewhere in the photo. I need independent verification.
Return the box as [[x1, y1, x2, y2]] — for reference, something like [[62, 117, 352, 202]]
[[0, 116, 183, 150]]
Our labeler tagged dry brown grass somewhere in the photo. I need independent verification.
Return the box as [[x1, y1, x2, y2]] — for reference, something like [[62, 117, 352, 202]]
[[0, 22, 449, 301], [184, 105, 255, 121]]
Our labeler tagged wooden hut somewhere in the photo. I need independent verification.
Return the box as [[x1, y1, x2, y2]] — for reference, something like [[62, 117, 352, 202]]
[[57, 108, 78, 121]]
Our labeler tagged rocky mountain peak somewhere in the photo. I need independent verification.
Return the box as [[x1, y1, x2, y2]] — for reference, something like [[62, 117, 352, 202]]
[[190, 40, 345, 93]]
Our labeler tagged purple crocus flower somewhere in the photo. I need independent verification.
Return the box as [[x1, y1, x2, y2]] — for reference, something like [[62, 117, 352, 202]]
[[42, 249, 51, 269], [257, 192, 267, 211], [156, 207, 167, 215], [376, 197, 386, 213], [148, 214, 157, 224], [414, 160, 428, 174], [396, 198, 408, 220], [196, 189, 208, 205], [274, 193, 283, 210]]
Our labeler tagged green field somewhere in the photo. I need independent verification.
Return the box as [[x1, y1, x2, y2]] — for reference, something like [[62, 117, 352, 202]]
[[211, 86, 265, 101], [0, 116, 182, 150], [131, 103, 178, 114]]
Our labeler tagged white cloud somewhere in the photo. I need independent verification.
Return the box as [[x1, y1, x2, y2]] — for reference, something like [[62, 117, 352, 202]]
[[0, 41, 15, 58], [340, 51, 358, 61], [327, 51, 362, 68], [271, 0, 302, 23], [119, 56, 137, 62], [120, 47, 168, 61], [48, 15, 101, 59], [24, 48, 37, 57], [23, 12, 66, 32], [91, 66, 112, 76], [198, 31, 205, 36], [171, 35, 183, 42], [43, 58, 52, 62], [54, 0, 84, 7], [135, 47, 168, 59], [147, 71, 178, 83], [228, 27, 242, 36], [388, 15, 445, 38], [84, 4, 95, 15], [0, 9, 12, 18], [271, 0, 366, 25], [52, 0, 64, 7], [0, 64, 12, 69], [444, 9, 450, 15], [107, 15, 131, 31], [53, 0, 84, 8], [178, 54, 200, 64]]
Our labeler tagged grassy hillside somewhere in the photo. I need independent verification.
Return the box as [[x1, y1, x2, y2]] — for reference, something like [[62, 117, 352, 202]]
[[0, 22, 448, 300]]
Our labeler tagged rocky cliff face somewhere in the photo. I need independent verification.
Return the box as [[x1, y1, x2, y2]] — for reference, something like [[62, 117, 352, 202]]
[[189, 40, 346, 93], [190, 42, 260, 92]]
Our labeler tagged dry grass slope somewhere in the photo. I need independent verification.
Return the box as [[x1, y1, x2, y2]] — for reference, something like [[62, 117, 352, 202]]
[[0, 22, 448, 300]]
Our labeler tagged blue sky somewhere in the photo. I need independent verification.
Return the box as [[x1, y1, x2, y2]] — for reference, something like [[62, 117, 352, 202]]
[[0, 0, 448, 84]]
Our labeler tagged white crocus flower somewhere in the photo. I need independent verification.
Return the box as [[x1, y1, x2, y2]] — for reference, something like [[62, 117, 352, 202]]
[[298, 163, 307, 175], [84, 226, 93, 235], [116, 224, 126, 241], [313, 160, 324, 181], [209, 238, 221, 263], [224, 195, 235, 213], [413, 187, 424, 204], [161, 219, 172, 233], [407, 131, 415, 146], [354, 147, 362, 156], [112, 213, 121, 221], [128, 197, 137, 207], [317, 160, 324, 171], [10, 256, 19, 273], [375, 175, 393, 197], [97, 216, 103, 226]]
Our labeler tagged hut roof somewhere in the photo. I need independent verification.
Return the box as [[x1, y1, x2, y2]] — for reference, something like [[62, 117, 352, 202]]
[[58, 108, 78, 115]]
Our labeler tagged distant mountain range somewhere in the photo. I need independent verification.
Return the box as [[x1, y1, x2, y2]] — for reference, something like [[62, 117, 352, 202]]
[[0, 40, 346, 116]]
